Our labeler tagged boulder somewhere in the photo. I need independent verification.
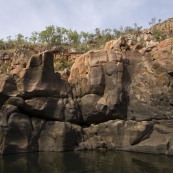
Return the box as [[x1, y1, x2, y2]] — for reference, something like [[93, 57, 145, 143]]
[[7, 97, 25, 108], [1, 105, 19, 127], [0, 74, 18, 107], [24, 97, 65, 121], [104, 36, 126, 51], [64, 97, 81, 123], [147, 41, 159, 49], [24, 97, 80, 123], [39, 121, 76, 152], [81, 94, 102, 124], [96, 120, 125, 149], [1, 113, 32, 154], [104, 40, 117, 50], [16, 51, 70, 98], [159, 38, 173, 48], [132, 43, 143, 50], [69, 50, 124, 124]]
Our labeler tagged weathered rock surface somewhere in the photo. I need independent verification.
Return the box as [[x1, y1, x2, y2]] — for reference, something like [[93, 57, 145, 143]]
[[0, 113, 32, 154], [1, 37, 173, 155], [24, 97, 81, 123], [0, 75, 18, 107], [68, 50, 126, 123], [1, 116, 173, 155], [16, 51, 71, 98]]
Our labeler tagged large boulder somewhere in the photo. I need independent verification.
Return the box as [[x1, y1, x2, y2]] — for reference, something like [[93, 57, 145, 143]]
[[24, 97, 65, 121], [24, 97, 81, 123], [104, 36, 127, 51], [16, 51, 70, 98], [81, 94, 107, 124], [69, 50, 125, 124], [159, 38, 173, 48], [0, 74, 18, 107], [0, 113, 32, 154], [39, 121, 76, 152], [80, 119, 173, 155], [7, 97, 25, 108]]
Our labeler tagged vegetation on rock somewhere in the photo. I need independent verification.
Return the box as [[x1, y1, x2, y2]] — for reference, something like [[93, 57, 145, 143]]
[[0, 17, 173, 75]]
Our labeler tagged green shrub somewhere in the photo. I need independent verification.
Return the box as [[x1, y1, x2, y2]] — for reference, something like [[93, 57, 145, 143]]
[[153, 29, 163, 41], [0, 64, 8, 73], [54, 57, 74, 72], [0, 39, 4, 49]]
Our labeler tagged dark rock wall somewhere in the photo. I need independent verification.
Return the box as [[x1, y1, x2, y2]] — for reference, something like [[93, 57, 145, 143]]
[[0, 41, 173, 155]]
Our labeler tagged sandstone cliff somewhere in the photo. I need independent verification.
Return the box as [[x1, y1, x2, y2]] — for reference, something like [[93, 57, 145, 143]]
[[0, 30, 173, 155]]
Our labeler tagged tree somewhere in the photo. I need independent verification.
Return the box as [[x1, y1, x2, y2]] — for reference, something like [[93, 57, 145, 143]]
[[0, 39, 4, 49], [25, 37, 28, 42], [56, 27, 68, 44], [38, 25, 57, 45], [88, 33, 95, 41], [80, 31, 89, 44], [113, 28, 121, 38], [133, 23, 142, 36], [149, 17, 156, 26], [29, 31, 38, 43], [15, 33, 24, 43], [101, 28, 113, 42], [95, 28, 101, 37], [6, 36, 11, 42], [6, 36, 13, 48], [124, 26, 133, 35], [119, 26, 123, 32], [67, 29, 80, 46], [134, 23, 138, 31]]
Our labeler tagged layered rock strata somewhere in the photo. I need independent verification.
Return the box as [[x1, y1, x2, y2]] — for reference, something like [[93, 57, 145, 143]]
[[0, 38, 173, 155]]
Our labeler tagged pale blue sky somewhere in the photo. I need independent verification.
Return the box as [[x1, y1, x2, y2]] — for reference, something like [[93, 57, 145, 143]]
[[0, 0, 173, 39]]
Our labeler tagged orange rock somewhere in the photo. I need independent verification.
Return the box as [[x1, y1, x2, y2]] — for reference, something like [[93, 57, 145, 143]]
[[159, 38, 173, 48], [104, 40, 117, 50], [10, 65, 22, 75]]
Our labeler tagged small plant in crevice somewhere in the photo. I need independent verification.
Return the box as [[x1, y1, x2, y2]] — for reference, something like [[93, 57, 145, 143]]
[[54, 57, 74, 72]]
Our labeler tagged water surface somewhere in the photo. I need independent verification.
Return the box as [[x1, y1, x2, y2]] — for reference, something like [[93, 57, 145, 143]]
[[0, 150, 173, 173]]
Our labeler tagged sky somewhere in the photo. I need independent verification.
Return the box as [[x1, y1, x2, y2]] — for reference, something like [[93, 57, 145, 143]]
[[0, 0, 173, 40]]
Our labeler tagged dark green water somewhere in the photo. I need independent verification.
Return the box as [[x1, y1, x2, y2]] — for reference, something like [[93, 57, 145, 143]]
[[0, 150, 173, 173]]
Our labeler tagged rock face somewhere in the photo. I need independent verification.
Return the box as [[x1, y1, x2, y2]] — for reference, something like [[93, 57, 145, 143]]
[[0, 75, 18, 108], [16, 51, 71, 98], [151, 17, 173, 38], [0, 37, 173, 155], [68, 50, 126, 124], [1, 117, 173, 155]]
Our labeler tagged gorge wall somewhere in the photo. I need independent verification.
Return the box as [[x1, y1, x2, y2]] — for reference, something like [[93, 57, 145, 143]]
[[0, 37, 173, 155]]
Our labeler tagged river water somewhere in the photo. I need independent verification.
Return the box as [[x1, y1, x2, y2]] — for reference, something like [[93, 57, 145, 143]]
[[0, 150, 173, 173]]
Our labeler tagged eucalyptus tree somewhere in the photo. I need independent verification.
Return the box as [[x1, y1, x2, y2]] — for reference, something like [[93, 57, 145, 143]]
[[80, 31, 89, 44], [149, 17, 156, 26], [67, 29, 81, 46], [0, 39, 4, 49], [29, 31, 39, 43], [15, 33, 25, 43], [38, 25, 57, 45]]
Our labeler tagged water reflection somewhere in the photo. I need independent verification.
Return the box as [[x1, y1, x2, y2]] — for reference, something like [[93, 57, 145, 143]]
[[0, 150, 173, 173]]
